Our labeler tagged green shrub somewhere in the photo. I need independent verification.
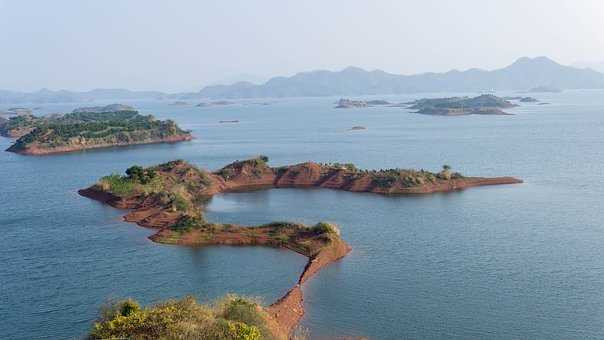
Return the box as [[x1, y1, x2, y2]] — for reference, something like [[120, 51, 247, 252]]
[[172, 193, 190, 212], [215, 294, 270, 337], [451, 172, 464, 179], [90, 295, 269, 340], [311, 222, 340, 236], [119, 299, 141, 317], [371, 173, 398, 188], [172, 215, 205, 231], [126, 165, 157, 184]]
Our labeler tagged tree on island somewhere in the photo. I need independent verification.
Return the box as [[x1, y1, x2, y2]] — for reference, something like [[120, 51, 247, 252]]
[[126, 165, 156, 184], [438, 164, 452, 180]]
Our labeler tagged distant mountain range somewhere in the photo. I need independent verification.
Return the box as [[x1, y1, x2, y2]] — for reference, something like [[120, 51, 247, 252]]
[[0, 88, 166, 104], [2, 57, 604, 103], [196, 57, 604, 98], [572, 61, 604, 73]]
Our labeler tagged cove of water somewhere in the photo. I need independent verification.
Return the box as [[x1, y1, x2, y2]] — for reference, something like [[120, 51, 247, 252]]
[[1, 91, 604, 339]]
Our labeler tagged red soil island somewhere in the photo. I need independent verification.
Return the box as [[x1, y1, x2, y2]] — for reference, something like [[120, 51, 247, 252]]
[[78, 157, 521, 338]]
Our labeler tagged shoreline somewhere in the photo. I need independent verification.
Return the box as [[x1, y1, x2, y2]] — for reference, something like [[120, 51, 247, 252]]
[[80, 184, 350, 338], [78, 158, 522, 337], [7, 134, 193, 156]]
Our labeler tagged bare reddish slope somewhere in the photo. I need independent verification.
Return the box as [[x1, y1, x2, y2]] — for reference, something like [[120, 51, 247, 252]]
[[78, 158, 521, 338], [211, 159, 522, 195]]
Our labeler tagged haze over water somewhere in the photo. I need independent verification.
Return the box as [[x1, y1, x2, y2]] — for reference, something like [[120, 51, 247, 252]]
[[2, 91, 604, 339]]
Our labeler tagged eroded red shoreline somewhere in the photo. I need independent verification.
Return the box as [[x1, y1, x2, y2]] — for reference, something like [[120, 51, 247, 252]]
[[78, 159, 521, 338]]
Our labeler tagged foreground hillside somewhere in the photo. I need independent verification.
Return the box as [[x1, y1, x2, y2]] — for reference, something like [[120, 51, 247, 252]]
[[90, 295, 288, 340], [0, 104, 191, 155]]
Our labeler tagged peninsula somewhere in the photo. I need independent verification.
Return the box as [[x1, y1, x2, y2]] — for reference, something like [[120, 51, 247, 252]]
[[0, 104, 192, 155], [79, 156, 521, 338], [407, 94, 517, 116]]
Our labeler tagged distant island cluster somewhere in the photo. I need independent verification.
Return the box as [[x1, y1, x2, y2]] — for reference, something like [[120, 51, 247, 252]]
[[335, 94, 543, 116], [0, 92, 547, 157]]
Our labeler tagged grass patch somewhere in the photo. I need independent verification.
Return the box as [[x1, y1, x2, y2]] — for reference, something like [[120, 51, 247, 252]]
[[98, 174, 136, 196]]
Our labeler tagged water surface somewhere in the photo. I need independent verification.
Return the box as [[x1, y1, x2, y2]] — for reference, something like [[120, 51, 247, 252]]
[[2, 91, 604, 339]]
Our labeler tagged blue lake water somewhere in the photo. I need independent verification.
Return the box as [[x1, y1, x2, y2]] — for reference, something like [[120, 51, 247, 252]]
[[1, 91, 604, 339]]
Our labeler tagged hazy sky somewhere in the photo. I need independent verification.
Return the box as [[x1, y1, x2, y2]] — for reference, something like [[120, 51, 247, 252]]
[[1, 0, 603, 92]]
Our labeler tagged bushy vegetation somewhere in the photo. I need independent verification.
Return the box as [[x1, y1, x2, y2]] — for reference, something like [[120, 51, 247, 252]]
[[0, 114, 37, 136], [321, 162, 357, 172], [126, 165, 157, 184], [408, 94, 515, 110], [310, 222, 340, 236], [366, 165, 463, 188], [98, 173, 138, 196], [98, 164, 165, 197], [172, 215, 206, 231], [435, 164, 463, 180], [370, 169, 436, 188], [90, 295, 273, 340], [7, 109, 190, 151]]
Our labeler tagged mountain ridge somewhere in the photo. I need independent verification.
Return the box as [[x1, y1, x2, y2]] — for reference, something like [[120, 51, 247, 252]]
[[195, 56, 604, 98], [2, 57, 603, 103]]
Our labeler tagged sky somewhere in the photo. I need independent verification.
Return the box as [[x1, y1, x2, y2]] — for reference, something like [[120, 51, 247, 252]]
[[1, 0, 603, 92]]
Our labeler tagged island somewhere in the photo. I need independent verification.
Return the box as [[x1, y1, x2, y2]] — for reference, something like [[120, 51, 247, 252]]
[[0, 107, 32, 117], [79, 156, 521, 338], [407, 94, 517, 116], [335, 98, 392, 108], [503, 96, 539, 103], [197, 100, 236, 107], [366, 99, 391, 105], [0, 104, 192, 155], [519, 97, 539, 103]]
